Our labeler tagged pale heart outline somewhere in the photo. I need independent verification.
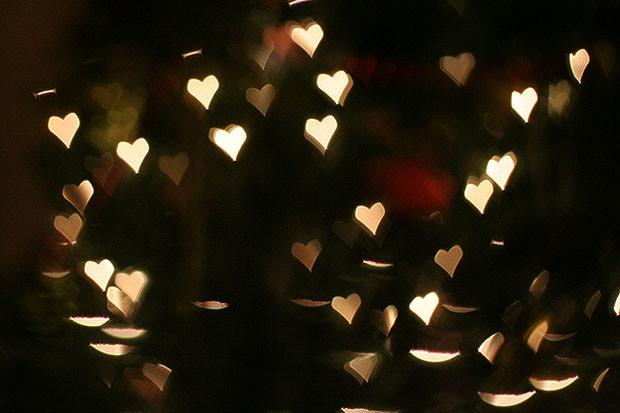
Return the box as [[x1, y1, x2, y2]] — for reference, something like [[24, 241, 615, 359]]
[[245, 84, 275, 116], [62, 180, 94, 214], [434, 245, 463, 277], [53, 212, 83, 244], [291, 239, 322, 271], [439, 52, 476, 86], [331, 293, 362, 325], [159, 152, 189, 186]]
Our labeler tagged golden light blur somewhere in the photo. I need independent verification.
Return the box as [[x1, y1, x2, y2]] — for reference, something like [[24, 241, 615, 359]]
[[331, 293, 361, 325], [409, 292, 439, 326], [434, 245, 463, 278], [48, 112, 80, 148], [316, 70, 353, 105]]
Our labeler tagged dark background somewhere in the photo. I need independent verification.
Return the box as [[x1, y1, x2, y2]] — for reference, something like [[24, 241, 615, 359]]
[[1, 1, 620, 411]]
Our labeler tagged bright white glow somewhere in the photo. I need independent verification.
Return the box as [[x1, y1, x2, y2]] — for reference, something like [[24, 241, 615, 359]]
[[529, 375, 579, 391], [362, 259, 394, 268], [89, 343, 134, 356], [409, 349, 460, 363], [69, 316, 110, 327], [478, 391, 536, 407], [409, 292, 439, 325], [613, 291, 620, 315]]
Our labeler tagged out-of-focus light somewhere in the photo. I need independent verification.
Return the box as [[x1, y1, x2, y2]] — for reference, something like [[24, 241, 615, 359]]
[[331, 293, 362, 324], [42, 270, 70, 278], [48, 112, 80, 148], [354, 202, 385, 236], [361, 259, 394, 269], [478, 391, 536, 407], [529, 375, 578, 391], [84, 259, 115, 291], [62, 180, 94, 214], [316, 70, 353, 105], [53, 213, 83, 244], [159, 152, 189, 186], [344, 353, 378, 384], [486, 152, 517, 190], [478, 332, 504, 363], [442, 304, 479, 313], [33, 87, 57, 99], [246, 84, 275, 117], [529, 270, 549, 300], [439, 52, 475, 86], [593, 367, 610, 392], [115, 270, 148, 303], [102, 326, 148, 339], [464, 177, 493, 214], [116, 138, 149, 173], [548, 80, 572, 117], [192, 300, 230, 310], [341, 409, 399, 413], [89, 343, 134, 356], [251, 42, 274, 70], [209, 125, 247, 161], [409, 349, 460, 363], [289, 21, 323, 57], [370, 305, 398, 337], [511, 87, 538, 123], [290, 298, 330, 307], [291, 239, 321, 271], [613, 290, 620, 315], [143, 363, 172, 391], [69, 316, 110, 327], [181, 49, 202, 59], [434, 245, 462, 278], [186, 75, 219, 110], [569, 49, 590, 84], [544, 332, 576, 342], [304, 115, 337, 154], [409, 292, 439, 326], [584, 290, 601, 319], [107, 286, 135, 319], [526, 319, 549, 353]]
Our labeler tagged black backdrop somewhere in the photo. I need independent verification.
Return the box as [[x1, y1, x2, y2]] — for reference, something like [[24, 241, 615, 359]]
[[1, 1, 620, 411]]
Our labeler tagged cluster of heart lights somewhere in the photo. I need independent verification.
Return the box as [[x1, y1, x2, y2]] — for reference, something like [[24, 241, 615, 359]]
[[41, 8, 614, 409]]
